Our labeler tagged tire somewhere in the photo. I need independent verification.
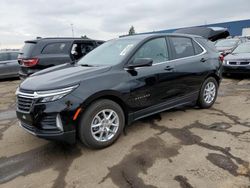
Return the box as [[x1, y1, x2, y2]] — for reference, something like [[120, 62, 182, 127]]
[[197, 77, 218, 109], [78, 99, 125, 149]]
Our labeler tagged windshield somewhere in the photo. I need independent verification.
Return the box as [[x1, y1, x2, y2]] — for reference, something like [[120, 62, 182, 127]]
[[77, 38, 140, 66], [233, 43, 250, 53], [215, 39, 239, 47]]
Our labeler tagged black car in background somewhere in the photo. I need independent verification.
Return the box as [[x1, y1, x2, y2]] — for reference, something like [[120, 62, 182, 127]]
[[215, 38, 242, 55], [18, 37, 104, 79], [0, 50, 19, 79], [223, 42, 250, 75], [16, 34, 222, 149]]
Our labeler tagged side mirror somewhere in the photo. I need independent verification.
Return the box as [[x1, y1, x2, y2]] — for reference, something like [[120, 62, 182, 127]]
[[126, 58, 153, 69]]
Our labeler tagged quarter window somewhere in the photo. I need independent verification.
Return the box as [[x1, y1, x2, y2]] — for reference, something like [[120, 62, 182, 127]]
[[133, 38, 169, 64], [193, 41, 204, 54], [42, 42, 69, 54], [169, 37, 195, 59]]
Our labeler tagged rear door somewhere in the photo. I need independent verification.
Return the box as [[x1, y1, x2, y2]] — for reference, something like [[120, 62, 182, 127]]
[[7, 52, 19, 75], [167, 36, 208, 97], [0, 52, 10, 77]]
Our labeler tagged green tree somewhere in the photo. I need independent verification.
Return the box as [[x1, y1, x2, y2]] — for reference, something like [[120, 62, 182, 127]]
[[128, 26, 135, 35]]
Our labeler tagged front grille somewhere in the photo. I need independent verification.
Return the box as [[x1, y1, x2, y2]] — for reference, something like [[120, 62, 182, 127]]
[[39, 114, 58, 130], [17, 96, 33, 112], [228, 61, 250, 65]]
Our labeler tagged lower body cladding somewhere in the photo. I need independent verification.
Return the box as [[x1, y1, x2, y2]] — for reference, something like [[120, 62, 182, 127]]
[[16, 95, 82, 144], [223, 65, 250, 74]]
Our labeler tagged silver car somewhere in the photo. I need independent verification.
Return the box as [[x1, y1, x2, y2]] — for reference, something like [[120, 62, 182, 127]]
[[223, 42, 250, 75], [0, 50, 20, 79]]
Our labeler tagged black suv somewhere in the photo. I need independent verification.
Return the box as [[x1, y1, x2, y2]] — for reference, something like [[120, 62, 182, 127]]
[[16, 34, 222, 149], [18, 37, 104, 79]]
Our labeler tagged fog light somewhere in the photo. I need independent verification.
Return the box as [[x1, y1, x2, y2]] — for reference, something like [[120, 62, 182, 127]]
[[56, 114, 63, 131]]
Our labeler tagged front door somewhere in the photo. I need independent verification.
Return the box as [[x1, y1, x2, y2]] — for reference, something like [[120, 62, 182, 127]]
[[126, 37, 177, 117]]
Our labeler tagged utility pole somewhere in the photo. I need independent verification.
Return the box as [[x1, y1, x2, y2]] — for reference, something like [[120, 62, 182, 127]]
[[70, 23, 75, 37]]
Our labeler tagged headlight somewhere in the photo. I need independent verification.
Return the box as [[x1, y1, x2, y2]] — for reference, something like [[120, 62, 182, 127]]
[[223, 60, 228, 65], [36, 85, 79, 103]]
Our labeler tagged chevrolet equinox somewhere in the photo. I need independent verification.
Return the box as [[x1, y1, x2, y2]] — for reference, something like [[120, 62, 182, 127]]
[[16, 34, 222, 149]]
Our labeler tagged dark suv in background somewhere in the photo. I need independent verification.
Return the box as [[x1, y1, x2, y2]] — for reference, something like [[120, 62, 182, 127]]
[[16, 34, 222, 149], [18, 37, 104, 79]]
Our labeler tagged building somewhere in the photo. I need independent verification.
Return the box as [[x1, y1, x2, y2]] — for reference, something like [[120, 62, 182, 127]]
[[144, 19, 250, 36]]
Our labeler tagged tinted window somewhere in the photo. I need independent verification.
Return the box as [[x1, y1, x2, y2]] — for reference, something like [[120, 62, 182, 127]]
[[20, 42, 36, 56], [133, 38, 169, 64], [193, 41, 203, 54], [42, 42, 69, 54], [0, 53, 9, 61], [9, 52, 19, 60], [169, 37, 195, 59]]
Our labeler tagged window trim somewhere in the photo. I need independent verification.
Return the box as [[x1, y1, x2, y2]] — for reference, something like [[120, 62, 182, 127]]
[[124, 37, 206, 70], [150, 38, 206, 66]]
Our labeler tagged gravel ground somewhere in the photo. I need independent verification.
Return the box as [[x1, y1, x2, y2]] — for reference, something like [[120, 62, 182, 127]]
[[0, 77, 250, 188]]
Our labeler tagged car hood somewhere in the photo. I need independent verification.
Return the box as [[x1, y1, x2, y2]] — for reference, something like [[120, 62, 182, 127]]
[[20, 64, 112, 91], [225, 53, 250, 61]]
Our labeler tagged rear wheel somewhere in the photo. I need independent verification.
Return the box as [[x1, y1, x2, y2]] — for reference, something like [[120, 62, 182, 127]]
[[197, 77, 218, 109], [78, 99, 125, 149]]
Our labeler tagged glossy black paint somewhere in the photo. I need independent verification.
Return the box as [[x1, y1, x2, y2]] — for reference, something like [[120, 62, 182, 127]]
[[16, 34, 222, 143]]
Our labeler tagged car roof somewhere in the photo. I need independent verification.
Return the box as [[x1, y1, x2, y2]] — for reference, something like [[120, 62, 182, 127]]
[[120, 33, 203, 40], [25, 37, 104, 43]]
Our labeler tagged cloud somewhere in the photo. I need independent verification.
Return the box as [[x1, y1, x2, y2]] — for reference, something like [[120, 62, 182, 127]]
[[0, 0, 249, 48]]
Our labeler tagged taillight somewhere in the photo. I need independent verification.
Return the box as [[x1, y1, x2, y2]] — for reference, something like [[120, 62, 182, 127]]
[[219, 54, 224, 63], [19, 58, 39, 67]]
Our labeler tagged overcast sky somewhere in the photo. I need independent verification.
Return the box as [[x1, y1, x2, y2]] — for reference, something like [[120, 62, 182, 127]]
[[0, 0, 249, 48]]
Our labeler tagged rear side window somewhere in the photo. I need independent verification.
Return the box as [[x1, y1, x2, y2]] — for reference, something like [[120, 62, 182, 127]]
[[133, 38, 169, 64], [9, 52, 19, 60], [20, 42, 36, 56], [0, 53, 9, 61], [42, 42, 69, 54], [169, 37, 195, 59]]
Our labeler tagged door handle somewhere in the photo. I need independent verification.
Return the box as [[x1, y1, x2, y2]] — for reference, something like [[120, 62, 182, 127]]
[[164, 66, 174, 71], [200, 58, 207, 63]]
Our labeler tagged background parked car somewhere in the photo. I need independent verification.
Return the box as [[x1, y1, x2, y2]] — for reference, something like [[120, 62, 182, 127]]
[[18, 37, 104, 79], [223, 42, 250, 75], [0, 50, 19, 79], [215, 38, 242, 55]]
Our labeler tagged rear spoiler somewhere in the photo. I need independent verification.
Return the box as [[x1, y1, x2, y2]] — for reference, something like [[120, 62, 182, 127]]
[[174, 27, 230, 41]]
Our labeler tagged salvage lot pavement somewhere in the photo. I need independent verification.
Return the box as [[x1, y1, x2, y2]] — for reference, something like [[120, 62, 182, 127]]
[[0, 77, 250, 188]]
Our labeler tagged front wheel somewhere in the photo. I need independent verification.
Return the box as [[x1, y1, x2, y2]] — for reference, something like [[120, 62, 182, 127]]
[[78, 99, 125, 149], [197, 77, 218, 109]]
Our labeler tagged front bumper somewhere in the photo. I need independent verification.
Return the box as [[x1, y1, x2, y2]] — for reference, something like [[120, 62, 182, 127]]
[[19, 121, 76, 144], [223, 65, 250, 74], [16, 90, 83, 144]]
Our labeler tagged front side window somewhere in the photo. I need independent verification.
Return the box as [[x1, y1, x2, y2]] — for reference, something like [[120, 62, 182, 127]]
[[169, 37, 195, 59], [42, 42, 69, 54], [133, 38, 169, 64]]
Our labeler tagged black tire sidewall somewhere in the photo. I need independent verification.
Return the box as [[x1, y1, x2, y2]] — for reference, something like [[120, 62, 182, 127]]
[[198, 77, 218, 109], [78, 99, 125, 149]]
